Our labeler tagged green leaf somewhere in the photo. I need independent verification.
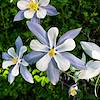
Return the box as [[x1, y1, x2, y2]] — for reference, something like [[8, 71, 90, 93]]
[[32, 69, 40, 75], [34, 75, 41, 82]]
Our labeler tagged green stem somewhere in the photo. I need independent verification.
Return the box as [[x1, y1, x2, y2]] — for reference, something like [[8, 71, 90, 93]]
[[94, 75, 100, 97]]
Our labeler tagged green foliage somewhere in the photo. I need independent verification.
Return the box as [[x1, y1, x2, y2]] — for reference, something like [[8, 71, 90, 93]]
[[0, 0, 100, 99], [32, 69, 49, 86]]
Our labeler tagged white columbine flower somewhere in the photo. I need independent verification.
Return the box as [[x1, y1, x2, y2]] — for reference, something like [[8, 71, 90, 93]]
[[79, 41, 100, 80], [14, 0, 57, 21], [2, 36, 33, 84], [30, 27, 76, 71], [26, 22, 85, 85]]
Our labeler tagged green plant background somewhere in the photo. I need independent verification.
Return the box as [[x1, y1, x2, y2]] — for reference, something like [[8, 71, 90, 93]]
[[0, 0, 100, 99]]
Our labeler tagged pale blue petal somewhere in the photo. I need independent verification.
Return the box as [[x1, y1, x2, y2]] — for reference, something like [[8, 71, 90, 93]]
[[45, 5, 58, 16], [20, 65, 34, 83], [2, 53, 11, 60], [57, 28, 82, 45], [31, 14, 40, 23], [26, 0, 30, 1], [15, 36, 23, 54], [8, 67, 15, 84], [14, 11, 24, 22], [47, 59, 60, 85], [27, 21, 48, 45], [24, 51, 45, 65], [62, 52, 86, 69]]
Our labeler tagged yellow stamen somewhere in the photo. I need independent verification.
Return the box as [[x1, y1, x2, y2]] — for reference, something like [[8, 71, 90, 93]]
[[49, 48, 56, 57], [70, 88, 77, 96], [12, 58, 18, 64], [28, 1, 39, 11]]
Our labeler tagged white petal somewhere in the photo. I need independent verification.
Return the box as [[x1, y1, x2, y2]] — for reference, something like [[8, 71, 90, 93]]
[[19, 46, 27, 58], [11, 63, 19, 76], [17, 0, 29, 10], [92, 51, 100, 60], [21, 59, 29, 66], [24, 10, 35, 19], [79, 70, 90, 80], [81, 41, 100, 60], [47, 27, 59, 48], [30, 40, 49, 52], [39, 0, 50, 6], [54, 54, 70, 71], [56, 39, 75, 52], [34, 0, 38, 3], [79, 61, 100, 79], [36, 53, 51, 71], [37, 7, 47, 18], [32, 0, 37, 2], [8, 68, 15, 84], [81, 53, 86, 63], [8, 47, 18, 58], [2, 61, 15, 69]]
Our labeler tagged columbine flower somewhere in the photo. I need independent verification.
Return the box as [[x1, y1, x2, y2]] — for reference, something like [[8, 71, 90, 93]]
[[78, 41, 100, 80], [2, 36, 33, 84], [69, 84, 78, 96], [30, 27, 76, 72], [14, 0, 57, 22], [24, 22, 85, 85]]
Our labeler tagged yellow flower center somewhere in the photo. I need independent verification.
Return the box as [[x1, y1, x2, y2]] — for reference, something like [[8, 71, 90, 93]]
[[28, 1, 39, 11], [70, 88, 77, 96], [12, 58, 18, 64], [49, 48, 56, 57]]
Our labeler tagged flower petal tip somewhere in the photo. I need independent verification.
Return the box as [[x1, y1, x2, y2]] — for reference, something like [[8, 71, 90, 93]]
[[52, 82, 56, 85], [30, 80, 34, 84]]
